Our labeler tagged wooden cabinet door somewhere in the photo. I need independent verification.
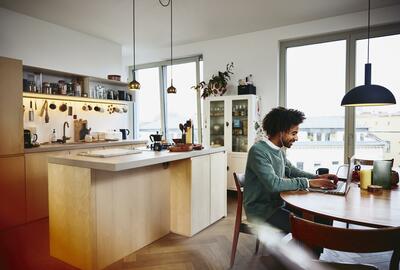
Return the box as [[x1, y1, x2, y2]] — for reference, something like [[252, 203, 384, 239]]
[[191, 155, 210, 234], [0, 57, 23, 156], [210, 151, 227, 223], [0, 155, 26, 230], [25, 151, 68, 221]]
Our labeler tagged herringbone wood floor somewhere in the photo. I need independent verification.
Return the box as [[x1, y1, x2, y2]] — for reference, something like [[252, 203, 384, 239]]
[[105, 192, 392, 270], [0, 192, 393, 270]]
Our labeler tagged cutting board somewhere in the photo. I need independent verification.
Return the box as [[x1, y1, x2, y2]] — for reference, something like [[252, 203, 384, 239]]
[[74, 119, 87, 142], [78, 148, 142, 157]]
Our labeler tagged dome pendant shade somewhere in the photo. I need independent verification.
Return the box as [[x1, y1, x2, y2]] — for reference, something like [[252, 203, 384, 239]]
[[129, 78, 141, 91], [167, 82, 176, 94], [341, 63, 396, 106]]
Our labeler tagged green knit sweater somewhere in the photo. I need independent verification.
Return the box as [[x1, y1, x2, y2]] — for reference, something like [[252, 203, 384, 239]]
[[243, 140, 316, 223]]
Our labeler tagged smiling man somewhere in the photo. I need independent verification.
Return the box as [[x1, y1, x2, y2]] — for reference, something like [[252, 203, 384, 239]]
[[244, 107, 338, 233]]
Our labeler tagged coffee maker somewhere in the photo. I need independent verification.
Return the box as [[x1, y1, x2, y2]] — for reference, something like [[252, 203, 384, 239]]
[[149, 131, 163, 151]]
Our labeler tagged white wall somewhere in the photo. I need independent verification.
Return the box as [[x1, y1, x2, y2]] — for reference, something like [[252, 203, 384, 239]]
[[0, 7, 122, 78], [134, 5, 400, 116]]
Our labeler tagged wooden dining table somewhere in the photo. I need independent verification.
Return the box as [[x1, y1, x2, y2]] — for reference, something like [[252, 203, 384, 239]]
[[281, 183, 400, 228]]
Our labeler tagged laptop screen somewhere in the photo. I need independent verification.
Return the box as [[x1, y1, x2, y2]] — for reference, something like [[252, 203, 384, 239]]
[[344, 156, 356, 194]]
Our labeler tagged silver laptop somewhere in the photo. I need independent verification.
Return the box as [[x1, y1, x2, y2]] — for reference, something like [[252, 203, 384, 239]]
[[308, 156, 355, 196]]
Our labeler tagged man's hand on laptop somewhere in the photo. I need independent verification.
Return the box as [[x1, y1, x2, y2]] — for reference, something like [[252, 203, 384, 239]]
[[318, 173, 339, 184], [309, 179, 337, 189]]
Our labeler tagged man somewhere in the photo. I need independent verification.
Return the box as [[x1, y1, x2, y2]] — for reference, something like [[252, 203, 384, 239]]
[[244, 107, 338, 232]]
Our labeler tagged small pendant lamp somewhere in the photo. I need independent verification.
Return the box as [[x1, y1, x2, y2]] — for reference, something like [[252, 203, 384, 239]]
[[129, 0, 141, 91], [341, 0, 396, 106], [159, 0, 176, 94]]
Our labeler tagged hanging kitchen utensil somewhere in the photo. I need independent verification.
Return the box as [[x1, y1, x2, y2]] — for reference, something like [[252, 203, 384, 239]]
[[59, 103, 67, 112], [39, 100, 47, 117], [49, 102, 57, 110], [45, 101, 49, 123], [28, 100, 34, 122], [68, 105, 73, 116]]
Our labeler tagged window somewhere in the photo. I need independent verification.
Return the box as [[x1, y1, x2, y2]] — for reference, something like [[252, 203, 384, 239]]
[[136, 67, 162, 141], [165, 62, 199, 142], [132, 56, 203, 142], [281, 24, 400, 172], [355, 34, 400, 166], [284, 39, 346, 173]]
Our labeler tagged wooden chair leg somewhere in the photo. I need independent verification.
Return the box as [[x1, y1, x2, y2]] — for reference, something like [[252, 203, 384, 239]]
[[255, 238, 260, 254], [230, 227, 240, 268]]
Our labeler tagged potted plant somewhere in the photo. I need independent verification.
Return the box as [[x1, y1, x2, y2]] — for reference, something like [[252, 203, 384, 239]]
[[192, 62, 234, 99]]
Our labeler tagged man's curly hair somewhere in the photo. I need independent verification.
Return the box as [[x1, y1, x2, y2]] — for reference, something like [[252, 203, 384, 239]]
[[262, 107, 305, 137]]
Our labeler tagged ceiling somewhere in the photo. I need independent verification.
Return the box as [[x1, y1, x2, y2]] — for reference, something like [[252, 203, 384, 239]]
[[1, 0, 399, 51]]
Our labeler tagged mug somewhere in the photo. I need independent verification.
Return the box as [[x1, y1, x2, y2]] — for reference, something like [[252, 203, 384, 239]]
[[24, 129, 37, 148], [119, 129, 130, 140], [316, 168, 329, 175]]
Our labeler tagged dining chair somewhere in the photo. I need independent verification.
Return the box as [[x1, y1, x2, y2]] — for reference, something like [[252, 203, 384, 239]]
[[230, 172, 260, 268], [290, 213, 400, 270]]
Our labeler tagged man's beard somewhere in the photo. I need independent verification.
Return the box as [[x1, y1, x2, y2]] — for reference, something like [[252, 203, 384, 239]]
[[283, 139, 295, 148]]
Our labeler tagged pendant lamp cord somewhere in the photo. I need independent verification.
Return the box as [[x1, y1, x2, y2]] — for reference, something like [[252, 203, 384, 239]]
[[133, 0, 136, 80], [158, 0, 173, 86], [170, 0, 173, 86], [367, 0, 370, 64]]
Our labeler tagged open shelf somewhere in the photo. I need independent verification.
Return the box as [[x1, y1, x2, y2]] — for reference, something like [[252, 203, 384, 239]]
[[23, 92, 131, 105]]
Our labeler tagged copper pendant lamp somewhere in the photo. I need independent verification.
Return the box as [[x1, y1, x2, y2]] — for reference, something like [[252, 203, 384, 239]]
[[341, 0, 396, 106], [129, 0, 141, 91]]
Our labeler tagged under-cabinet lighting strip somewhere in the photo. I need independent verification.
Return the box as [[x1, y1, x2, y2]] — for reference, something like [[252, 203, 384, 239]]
[[22, 92, 131, 105]]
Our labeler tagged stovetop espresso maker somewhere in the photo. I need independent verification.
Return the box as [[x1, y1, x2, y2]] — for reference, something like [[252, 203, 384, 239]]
[[149, 131, 163, 151]]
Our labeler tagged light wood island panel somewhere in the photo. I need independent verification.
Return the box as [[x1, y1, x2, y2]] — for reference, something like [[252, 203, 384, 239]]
[[48, 149, 226, 270]]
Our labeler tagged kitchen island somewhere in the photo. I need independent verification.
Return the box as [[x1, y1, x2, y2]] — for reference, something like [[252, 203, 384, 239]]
[[48, 147, 227, 270]]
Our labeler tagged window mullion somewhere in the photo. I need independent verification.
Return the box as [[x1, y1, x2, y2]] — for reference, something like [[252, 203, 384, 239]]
[[159, 66, 168, 138]]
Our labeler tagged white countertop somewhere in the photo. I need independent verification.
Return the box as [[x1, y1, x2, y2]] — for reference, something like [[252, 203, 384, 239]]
[[24, 139, 147, 153], [48, 147, 226, 171]]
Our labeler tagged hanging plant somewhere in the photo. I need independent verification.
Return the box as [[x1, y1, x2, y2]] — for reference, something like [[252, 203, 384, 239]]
[[192, 62, 234, 99]]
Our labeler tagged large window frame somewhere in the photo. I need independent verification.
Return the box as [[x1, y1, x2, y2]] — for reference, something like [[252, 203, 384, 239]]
[[128, 55, 203, 142], [280, 23, 400, 163]]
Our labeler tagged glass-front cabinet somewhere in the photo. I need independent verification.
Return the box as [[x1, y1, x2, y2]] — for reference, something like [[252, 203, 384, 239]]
[[204, 95, 260, 190], [209, 100, 225, 147]]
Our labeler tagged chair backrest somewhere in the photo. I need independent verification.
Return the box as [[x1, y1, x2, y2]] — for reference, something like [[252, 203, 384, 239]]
[[290, 214, 400, 269], [233, 172, 245, 221], [233, 172, 245, 189]]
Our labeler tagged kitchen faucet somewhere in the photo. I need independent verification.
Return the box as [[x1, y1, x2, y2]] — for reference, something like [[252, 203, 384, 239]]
[[62, 121, 70, 143]]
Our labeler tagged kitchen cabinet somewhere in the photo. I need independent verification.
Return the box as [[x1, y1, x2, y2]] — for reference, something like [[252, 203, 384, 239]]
[[0, 156, 26, 230], [210, 151, 227, 223], [0, 57, 23, 156], [25, 150, 70, 221], [204, 95, 260, 190], [170, 151, 227, 236], [191, 155, 211, 234]]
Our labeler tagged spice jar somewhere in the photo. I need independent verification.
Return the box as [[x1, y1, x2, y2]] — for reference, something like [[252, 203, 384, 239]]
[[73, 81, 81, 97], [42, 82, 51, 94], [58, 80, 67, 95]]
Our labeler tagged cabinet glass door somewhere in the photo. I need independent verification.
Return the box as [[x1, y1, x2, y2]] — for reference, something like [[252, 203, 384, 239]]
[[231, 99, 248, 152], [210, 101, 225, 147]]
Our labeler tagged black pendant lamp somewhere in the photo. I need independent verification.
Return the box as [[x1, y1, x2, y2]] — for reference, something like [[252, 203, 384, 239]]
[[341, 0, 396, 106], [160, 0, 176, 94], [129, 0, 141, 91]]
